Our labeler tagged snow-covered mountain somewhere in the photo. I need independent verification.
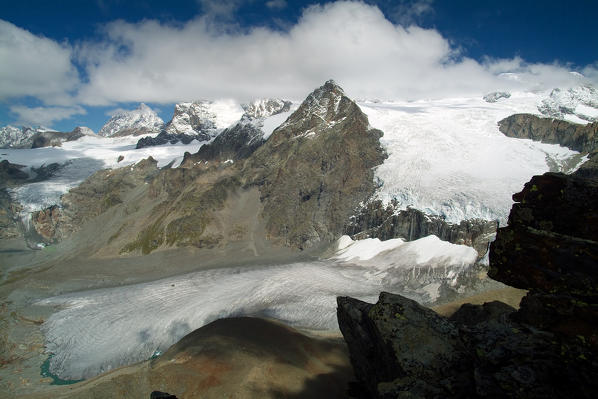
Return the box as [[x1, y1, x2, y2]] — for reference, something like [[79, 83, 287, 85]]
[[0, 125, 57, 148], [538, 85, 598, 123], [98, 103, 164, 137], [164, 100, 243, 139]]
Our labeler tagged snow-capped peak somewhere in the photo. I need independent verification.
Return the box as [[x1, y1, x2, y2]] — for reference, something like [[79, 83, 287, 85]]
[[538, 85, 598, 123], [165, 99, 244, 137], [98, 103, 164, 137], [241, 99, 292, 120]]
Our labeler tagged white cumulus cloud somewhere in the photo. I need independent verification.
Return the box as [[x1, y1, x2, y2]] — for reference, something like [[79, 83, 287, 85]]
[[10, 105, 86, 127], [74, 1, 596, 106], [0, 20, 79, 106]]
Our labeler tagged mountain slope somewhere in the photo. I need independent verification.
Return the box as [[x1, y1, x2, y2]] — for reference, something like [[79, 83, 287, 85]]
[[243, 80, 387, 248]]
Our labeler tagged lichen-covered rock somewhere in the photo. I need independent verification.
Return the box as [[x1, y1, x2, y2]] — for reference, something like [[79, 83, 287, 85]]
[[337, 293, 473, 398]]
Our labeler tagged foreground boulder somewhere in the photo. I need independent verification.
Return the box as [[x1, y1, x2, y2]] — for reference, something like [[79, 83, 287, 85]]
[[338, 172, 598, 398]]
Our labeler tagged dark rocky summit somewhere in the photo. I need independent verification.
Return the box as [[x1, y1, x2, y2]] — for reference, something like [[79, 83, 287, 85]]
[[243, 80, 387, 248], [338, 171, 598, 398]]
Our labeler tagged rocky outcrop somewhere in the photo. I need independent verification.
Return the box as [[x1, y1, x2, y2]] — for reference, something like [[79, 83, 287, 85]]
[[345, 200, 497, 259], [30, 127, 94, 148], [136, 130, 200, 149], [498, 113, 598, 153], [338, 171, 598, 398], [489, 172, 598, 342], [0, 160, 28, 239]]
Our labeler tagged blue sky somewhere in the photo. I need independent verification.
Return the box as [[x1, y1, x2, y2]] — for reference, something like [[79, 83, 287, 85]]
[[1, 0, 597, 132]]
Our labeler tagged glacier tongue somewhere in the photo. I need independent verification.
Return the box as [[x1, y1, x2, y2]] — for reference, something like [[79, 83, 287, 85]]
[[38, 235, 478, 381]]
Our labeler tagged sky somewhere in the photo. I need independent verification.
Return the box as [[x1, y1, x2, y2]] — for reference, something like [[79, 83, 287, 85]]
[[1, 0, 597, 132]]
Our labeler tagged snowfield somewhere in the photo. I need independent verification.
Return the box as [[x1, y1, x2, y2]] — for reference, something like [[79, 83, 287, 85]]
[[359, 93, 585, 224]]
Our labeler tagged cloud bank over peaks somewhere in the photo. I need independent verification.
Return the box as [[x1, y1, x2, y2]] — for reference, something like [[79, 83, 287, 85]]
[[0, 20, 79, 106], [1, 1, 597, 127]]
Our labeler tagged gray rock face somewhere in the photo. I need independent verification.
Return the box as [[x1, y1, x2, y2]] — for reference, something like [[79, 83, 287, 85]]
[[499, 113, 598, 153], [483, 91, 511, 103], [499, 113, 598, 177], [337, 293, 473, 398], [136, 130, 200, 149], [345, 200, 497, 260]]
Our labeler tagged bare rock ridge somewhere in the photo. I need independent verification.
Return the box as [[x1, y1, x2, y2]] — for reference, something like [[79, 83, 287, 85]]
[[499, 113, 598, 177], [29, 81, 387, 253], [181, 99, 291, 163], [337, 171, 598, 398], [344, 200, 497, 260]]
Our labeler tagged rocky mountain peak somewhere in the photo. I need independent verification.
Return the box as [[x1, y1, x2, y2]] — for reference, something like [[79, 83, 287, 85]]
[[98, 103, 164, 137], [165, 100, 244, 139], [274, 80, 360, 140]]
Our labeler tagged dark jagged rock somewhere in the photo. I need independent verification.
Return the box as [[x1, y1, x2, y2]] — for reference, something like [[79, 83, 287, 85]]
[[243, 80, 387, 248], [338, 171, 598, 398], [30, 129, 87, 148], [337, 293, 473, 398], [489, 172, 598, 346], [136, 130, 203, 149], [0, 159, 29, 183], [498, 113, 598, 153], [345, 200, 497, 259], [182, 122, 264, 165], [150, 391, 178, 399]]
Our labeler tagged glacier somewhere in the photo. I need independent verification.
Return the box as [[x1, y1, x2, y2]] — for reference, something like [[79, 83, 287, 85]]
[[358, 92, 585, 224], [38, 234, 478, 380]]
